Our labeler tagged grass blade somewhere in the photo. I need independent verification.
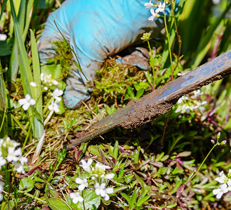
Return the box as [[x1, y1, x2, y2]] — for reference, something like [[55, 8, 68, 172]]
[[0, 72, 7, 137], [10, 0, 42, 138], [9, 0, 34, 81], [192, 4, 231, 68], [30, 29, 44, 138], [0, 0, 8, 20]]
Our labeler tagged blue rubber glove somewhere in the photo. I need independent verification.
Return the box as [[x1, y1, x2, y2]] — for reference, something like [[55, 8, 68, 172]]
[[38, 0, 180, 109]]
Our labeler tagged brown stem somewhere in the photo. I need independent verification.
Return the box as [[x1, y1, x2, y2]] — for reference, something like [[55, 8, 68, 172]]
[[161, 108, 172, 146]]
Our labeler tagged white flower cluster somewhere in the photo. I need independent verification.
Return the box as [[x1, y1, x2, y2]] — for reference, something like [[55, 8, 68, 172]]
[[175, 90, 207, 114], [49, 88, 63, 113], [30, 73, 58, 91], [70, 158, 114, 204], [144, 0, 166, 21], [213, 170, 231, 199], [19, 73, 63, 113], [40, 73, 58, 89], [0, 137, 27, 174]]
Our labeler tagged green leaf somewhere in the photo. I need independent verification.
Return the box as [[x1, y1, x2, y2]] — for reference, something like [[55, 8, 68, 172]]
[[124, 174, 134, 184], [137, 195, 150, 207], [167, 203, 177, 208], [170, 180, 182, 195], [76, 190, 101, 210], [130, 188, 139, 209], [37, 0, 55, 9], [41, 64, 62, 81], [0, 73, 7, 137], [19, 178, 34, 192], [125, 85, 135, 99], [88, 145, 100, 157], [162, 0, 186, 67], [54, 146, 67, 172], [121, 193, 131, 205], [0, 38, 13, 56], [47, 197, 71, 210], [177, 151, 191, 157], [30, 29, 44, 138], [9, 0, 34, 81], [172, 167, 183, 175], [0, 0, 8, 20], [192, 4, 231, 68], [113, 140, 119, 159], [134, 82, 150, 91], [136, 88, 144, 99]]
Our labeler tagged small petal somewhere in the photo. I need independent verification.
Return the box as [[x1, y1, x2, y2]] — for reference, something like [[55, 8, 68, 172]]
[[144, 1, 153, 9], [22, 103, 30, 111], [30, 99, 36, 105], [0, 34, 7, 41], [30, 82, 37, 87]]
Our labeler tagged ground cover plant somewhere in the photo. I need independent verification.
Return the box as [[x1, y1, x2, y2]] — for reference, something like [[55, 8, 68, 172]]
[[0, 0, 231, 209]]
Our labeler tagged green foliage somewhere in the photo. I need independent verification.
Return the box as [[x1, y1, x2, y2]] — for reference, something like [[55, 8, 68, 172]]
[[1, 0, 231, 209], [91, 61, 144, 104], [47, 197, 71, 210]]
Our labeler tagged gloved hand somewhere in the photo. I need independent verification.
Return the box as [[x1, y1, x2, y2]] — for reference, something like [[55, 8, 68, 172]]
[[38, 0, 180, 109]]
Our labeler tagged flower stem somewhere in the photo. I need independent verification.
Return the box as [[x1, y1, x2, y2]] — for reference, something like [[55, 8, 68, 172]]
[[18, 190, 46, 204], [43, 97, 54, 115], [82, 191, 86, 210], [179, 143, 218, 196], [188, 143, 218, 182], [164, 0, 174, 78], [22, 122, 32, 153], [44, 110, 54, 126]]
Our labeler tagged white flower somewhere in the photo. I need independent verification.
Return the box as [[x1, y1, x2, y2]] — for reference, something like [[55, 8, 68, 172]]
[[44, 87, 48, 91], [52, 80, 58, 85], [18, 94, 36, 111], [144, 0, 153, 9], [95, 162, 111, 170], [101, 173, 115, 180], [19, 156, 28, 165], [75, 178, 88, 191], [30, 82, 37, 87], [94, 182, 113, 201], [3, 137, 20, 148], [148, 8, 158, 21], [177, 95, 189, 104], [156, 2, 165, 13], [213, 183, 228, 199], [40, 73, 58, 86], [70, 192, 83, 204], [0, 34, 7, 41], [212, 0, 220, 4], [191, 90, 203, 99], [80, 158, 93, 172], [48, 101, 60, 113], [215, 171, 228, 184], [13, 162, 25, 174], [0, 157, 6, 167], [227, 179, 231, 191], [51, 88, 63, 102], [6, 147, 22, 162]]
